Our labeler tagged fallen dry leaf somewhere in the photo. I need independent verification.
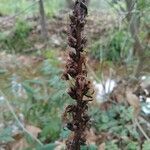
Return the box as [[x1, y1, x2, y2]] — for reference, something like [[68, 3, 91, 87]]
[[26, 125, 41, 138], [86, 128, 97, 145], [98, 143, 105, 150], [54, 141, 66, 150], [12, 138, 28, 150], [11, 125, 41, 150], [126, 88, 141, 117]]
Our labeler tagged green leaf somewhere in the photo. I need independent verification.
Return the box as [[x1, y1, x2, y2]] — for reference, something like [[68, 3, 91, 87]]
[[41, 120, 60, 141], [36, 143, 56, 150], [0, 69, 7, 74], [22, 83, 36, 95], [25, 79, 43, 85], [127, 126, 139, 139], [126, 141, 139, 150], [0, 128, 14, 142], [101, 114, 109, 123], [105, 141, 119, 150], [60, 128, 71, 139], [142, 140, 150, 150], [81, 144, 97, 150]]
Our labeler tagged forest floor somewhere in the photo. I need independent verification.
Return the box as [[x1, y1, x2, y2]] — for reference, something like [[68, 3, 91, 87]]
[[0, 10, 150, 149]]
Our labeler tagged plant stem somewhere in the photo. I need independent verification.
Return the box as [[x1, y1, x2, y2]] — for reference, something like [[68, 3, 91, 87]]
[[0, 91, 43, 146]]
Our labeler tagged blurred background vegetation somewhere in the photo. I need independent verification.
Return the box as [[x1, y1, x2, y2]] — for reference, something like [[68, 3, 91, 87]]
[[0, 0, 149, 149]]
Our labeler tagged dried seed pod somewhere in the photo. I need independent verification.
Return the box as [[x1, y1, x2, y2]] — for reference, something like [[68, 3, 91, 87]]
[[61, 72, 69, 80], [66, 122, 74, 131], [68, 36, 77, 48], [79, 20, 86, 28], [62, 0, 94, 149], [81, 37, 87, 45], [69, 50, 77, 61], [80, 1, 88, 15], [66, 105, 76, 113], [69, 14, 77, 23], [67, 68, 78, 78], [67, 87, 77, 99]]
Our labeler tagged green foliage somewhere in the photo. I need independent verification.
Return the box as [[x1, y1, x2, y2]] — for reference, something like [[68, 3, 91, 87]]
[[60, 128, 71, 139], [40, 118, 60, 142], [90, 30, 132, 63], [0, 52, 71, 147], [0, 19, 31, 53], [15, 20, 31, 38], [19, 56, 72, 144], [0, 0, 66, 17], [0, 0, 65, 15], [81, 144, 98, 150], [89, 0, 110, 10], [0, 127, 14, 143], [91, 105, 134, 133], [90, 104, 141, 148], [105, 141, 119, 150], [107, 31, 125, 62], [0, 0, 149, 149], [137, 0, 150, 10], [142, 140, 150, 150], [90, 40, 105, 60], [126, 141, 139, 150], [0, 0, 36, 15], [36, 143, 56, 150], [45, 0, 66, 17]]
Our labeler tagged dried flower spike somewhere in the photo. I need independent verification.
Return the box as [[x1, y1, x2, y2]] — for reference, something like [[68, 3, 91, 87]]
[[62, 0, 94, 149]]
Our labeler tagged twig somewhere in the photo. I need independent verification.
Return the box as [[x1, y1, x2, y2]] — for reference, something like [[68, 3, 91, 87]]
[[134, 118, 150, 140], [0, 91, 43, 146], [138, 116, 150, 128]]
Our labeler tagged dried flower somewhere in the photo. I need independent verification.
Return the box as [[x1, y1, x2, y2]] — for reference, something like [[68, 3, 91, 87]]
[[62, 0, 94, 149]]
